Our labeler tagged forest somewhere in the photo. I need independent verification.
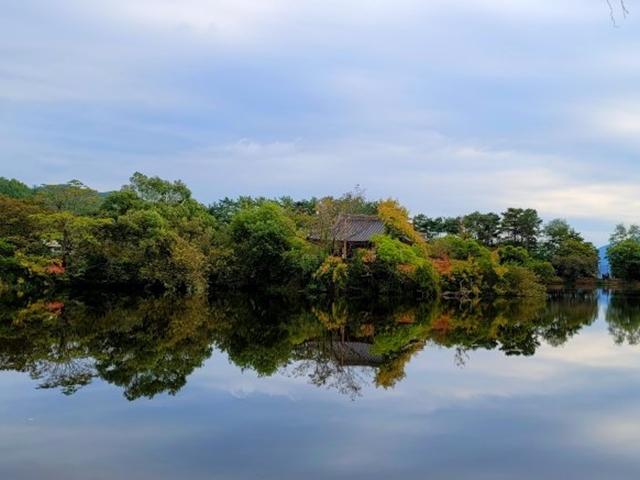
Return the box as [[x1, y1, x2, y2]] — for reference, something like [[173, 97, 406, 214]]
[[0, 173, 630, 301]]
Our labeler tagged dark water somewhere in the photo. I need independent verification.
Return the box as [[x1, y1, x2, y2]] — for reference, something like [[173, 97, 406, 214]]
[[1, 289, 639, 479]]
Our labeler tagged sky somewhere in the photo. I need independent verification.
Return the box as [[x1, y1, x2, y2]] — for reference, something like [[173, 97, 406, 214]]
[[2, 1, 640, 245]]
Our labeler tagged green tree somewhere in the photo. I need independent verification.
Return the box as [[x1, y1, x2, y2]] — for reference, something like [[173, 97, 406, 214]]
[[541, 219, 582, 254], [126, 172, 191, 204], [607, 224, 640, 281], [461, 211, 501, 246], [540, 219, 598, 281], [608, 239, 640, 281], [550, 238, 598, 281], [35, 180, 102, 215], [610, 223, 640, 244], [33, 212, 112, 275], [500, 208, 542, 250], [0, 177, 33, 199], [413, 214, 461, 238], [229, 202, 297, 285], [0, 195, 43, 247], [208, 196, 259, 224], [100, 189, 145, 217]]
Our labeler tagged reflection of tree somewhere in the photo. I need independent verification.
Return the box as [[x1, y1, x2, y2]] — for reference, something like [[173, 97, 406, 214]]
[[32, 358, 94, 394], [0, 296, 216, 400], [208, 296, 307, 376], [286, 303, 439, 394], [539, 290, 598, 346], [0, 289, 608, 400], [427, 293, 596, 358], [290, 341, 372, 399], [0, 300, 97, 394], [606, 292, 640, 345], [91, 297, 215, 400], [426, 297, 545, 356]]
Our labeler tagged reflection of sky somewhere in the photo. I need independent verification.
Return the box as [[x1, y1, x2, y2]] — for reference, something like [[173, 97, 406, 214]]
[[2, 307, 640, 479]]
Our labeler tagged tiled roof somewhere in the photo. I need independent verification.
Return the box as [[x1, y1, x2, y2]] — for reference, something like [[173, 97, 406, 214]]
[[310, 214, 385, 242], [301, 340, 384, 367]]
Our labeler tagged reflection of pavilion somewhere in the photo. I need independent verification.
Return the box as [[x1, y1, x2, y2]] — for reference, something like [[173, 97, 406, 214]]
[[291, 338, 382, 398], [300, 340, 383, 367]]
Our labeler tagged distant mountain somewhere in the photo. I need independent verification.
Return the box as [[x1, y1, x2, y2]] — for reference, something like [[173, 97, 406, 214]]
[[598, 245, 610, 277]]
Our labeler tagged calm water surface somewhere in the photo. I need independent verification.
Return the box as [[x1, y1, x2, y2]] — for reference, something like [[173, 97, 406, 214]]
[[1, 289, 639, 479]]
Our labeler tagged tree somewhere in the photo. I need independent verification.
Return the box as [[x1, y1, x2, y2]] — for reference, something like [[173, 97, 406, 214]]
[[0, 177, 33, 199], [607, 224, 640, 281], [33, 212, 112, 274], [126, 172, 191, 204], [542, 219, 581, 252], [377, 199, 428, 250], [551, 238, 598, 281], [541, 219, 597, 281], [461, 211, 501, 246], [35, 180, 102, 215], [500, 208, 542, 250], [208, 196, 257, 224], [608, 239, 640, 281], [413, 214, 461, 238], [0, 195, 42, 246], [100, 190, 145, 217], [229, 202, 298, 285], [609, 223, 640, 245]]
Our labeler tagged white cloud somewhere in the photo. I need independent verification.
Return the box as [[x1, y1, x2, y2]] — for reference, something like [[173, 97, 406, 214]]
[[591, 102, 640, 139], [537, 330, 640, 368]]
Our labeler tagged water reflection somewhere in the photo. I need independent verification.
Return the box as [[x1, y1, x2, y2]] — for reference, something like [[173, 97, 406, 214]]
[[605, 290, 640, 345], [0, 289, 634, 400]]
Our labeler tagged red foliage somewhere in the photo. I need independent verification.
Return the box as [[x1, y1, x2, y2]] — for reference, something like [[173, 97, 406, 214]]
[[432, 257, 452, 275], [45, 301, 65, 313], [395, 312, 416, 324], [45, 263, 66, 275], [431, 314, 452, 338]]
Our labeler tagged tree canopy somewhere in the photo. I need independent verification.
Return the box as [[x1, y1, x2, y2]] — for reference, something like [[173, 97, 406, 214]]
[[0, 172, 609, 300]]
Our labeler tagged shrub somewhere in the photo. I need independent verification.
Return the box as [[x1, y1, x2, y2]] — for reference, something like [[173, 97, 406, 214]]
[[432, 235, 490, 261], [501, 265, 546, 298], [313, 256, 348, 291]]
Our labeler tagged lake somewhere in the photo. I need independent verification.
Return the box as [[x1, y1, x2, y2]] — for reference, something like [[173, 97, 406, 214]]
[[0, 289, 639, 479]]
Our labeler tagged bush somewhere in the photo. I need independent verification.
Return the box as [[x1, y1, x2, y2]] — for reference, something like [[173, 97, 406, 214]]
[[440, 259, 482, 299], [501, 265, 546, 298], [498, 244, 555, 284], [377, 199, 429, 252], [372, 234, 422, 265], [414, 262, 440, 299], [313, 256, 348, 292], [528, 259, 557, 284], [432, 235, 490, 261], [497, 245, 531, 265]]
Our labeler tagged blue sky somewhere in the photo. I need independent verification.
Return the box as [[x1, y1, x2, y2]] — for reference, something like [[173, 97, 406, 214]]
[[2, 1, 640, 245]]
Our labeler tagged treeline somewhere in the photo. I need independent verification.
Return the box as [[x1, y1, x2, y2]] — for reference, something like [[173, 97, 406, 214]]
[[0, 174, 601, 300], [414, 210, 600, 282]]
